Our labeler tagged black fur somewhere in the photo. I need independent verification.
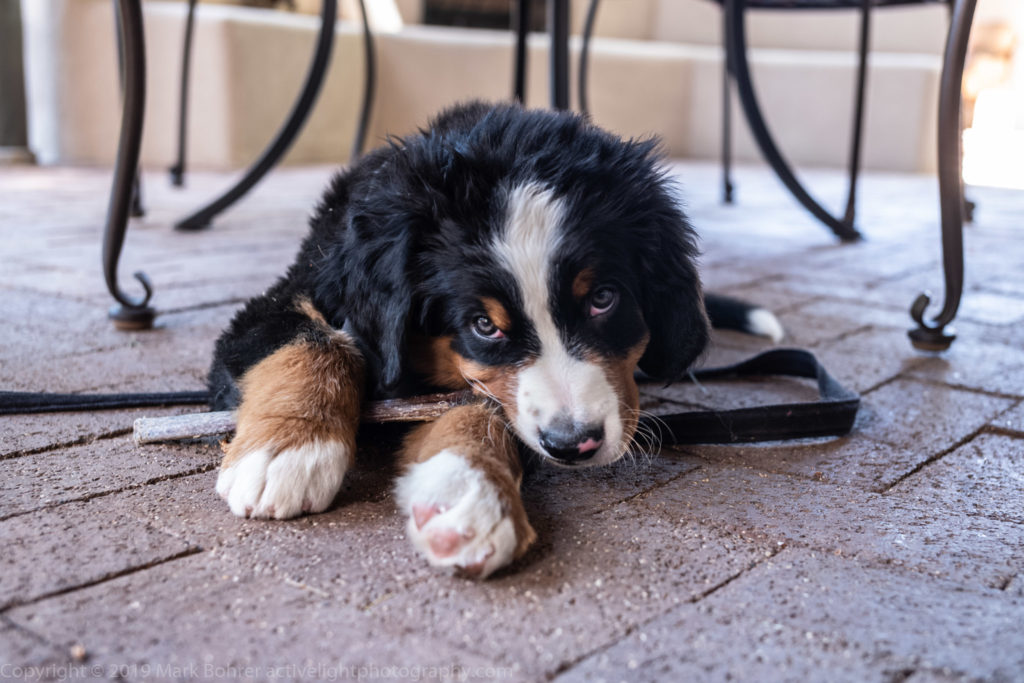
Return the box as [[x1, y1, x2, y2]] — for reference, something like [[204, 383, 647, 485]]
[[208, 102, 710, 408]]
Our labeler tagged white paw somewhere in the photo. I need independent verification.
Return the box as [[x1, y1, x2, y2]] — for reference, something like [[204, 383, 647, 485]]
[[395, 450, 518, 579], [216, 441, 351, 520]]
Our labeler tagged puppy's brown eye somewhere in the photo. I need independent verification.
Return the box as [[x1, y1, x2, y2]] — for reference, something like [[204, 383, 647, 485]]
[[472, 316, 505, 340], [588, 286, 618, 317]]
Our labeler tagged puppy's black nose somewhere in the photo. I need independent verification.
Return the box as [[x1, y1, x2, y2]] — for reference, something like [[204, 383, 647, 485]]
[[538, 420, 604, 463]]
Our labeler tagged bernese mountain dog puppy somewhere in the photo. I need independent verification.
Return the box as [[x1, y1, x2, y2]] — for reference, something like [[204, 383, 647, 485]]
[[208, 101, 781, 578]]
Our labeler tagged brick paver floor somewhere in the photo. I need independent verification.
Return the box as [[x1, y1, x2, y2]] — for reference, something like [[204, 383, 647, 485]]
[[1, 161, 1022, 681]]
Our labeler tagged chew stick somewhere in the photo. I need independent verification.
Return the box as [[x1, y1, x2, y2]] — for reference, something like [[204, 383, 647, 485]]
[[133, 391, 473, 445]]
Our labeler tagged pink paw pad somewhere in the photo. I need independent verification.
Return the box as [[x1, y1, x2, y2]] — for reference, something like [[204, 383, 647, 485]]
[[427, 528, 463, 558], [426, 526, 476, 559], [412, 503, 446, 530]]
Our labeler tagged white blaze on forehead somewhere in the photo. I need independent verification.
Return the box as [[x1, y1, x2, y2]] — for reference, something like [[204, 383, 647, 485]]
[[491, 183, 565, 345], [491, 183, 625, 466]]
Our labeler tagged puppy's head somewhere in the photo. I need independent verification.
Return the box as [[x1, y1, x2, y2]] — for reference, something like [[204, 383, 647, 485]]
[[331, 104, 709, 465], [426, 174, 707, 466]]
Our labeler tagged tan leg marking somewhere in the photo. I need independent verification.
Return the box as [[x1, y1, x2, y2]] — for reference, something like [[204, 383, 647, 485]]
[[223, 336, 363, 467], [217, 302, 364, 519]]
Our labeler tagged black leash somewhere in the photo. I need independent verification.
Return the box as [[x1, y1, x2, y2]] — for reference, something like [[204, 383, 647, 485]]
[[0, 390, 208, 415], [0, 348, 858, 444], [642, 347, 859, 445]]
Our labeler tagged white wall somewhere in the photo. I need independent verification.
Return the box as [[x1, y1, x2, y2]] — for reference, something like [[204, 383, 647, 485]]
[[19, 0, 948, 172]]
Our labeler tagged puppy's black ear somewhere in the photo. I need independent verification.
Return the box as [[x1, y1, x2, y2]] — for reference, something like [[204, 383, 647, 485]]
[[635, 209, 710, 382], [314, 211, 417, 394]]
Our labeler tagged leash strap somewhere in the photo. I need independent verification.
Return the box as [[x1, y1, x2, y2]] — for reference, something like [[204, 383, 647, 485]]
[[642, 348, 860, 445], [0, 390, 209, 415]]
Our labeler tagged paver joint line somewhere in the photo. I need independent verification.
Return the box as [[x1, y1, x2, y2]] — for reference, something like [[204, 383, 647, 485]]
[[1, 428, 134, 462], [881, 425, 994, 494], [549, 542, 789, 680], [0, 463, 218, 524], [1, 546, 204, 613]]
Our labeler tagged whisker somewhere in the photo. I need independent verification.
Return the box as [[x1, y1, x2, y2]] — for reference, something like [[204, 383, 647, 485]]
[[616, 399, 665, 468]]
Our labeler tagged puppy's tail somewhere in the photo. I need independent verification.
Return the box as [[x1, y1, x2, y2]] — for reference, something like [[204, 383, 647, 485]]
[[705, 293, 784, 343]]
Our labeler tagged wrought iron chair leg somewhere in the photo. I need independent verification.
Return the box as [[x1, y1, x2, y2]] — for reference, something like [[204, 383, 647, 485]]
[[942, 0, 976, 225], [349, 0, 375, 163], [549, 0, 569, 110], [721, 8, 735, 205], [578, 0, 599, 115], [842, 0, 871, 229], [169, 0, 197, 187], [113, 0, 146, 218], [513, 0, 530, 103], [909, 0, 976, 352], [724, 0, 861, 242], [174, 0, 337, 231], [104, 0, 155, 330]]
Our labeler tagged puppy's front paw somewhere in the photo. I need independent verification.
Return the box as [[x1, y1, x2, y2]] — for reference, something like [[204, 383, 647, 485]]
[[396, 450, 532, 579], [216, 441, 351, 520]]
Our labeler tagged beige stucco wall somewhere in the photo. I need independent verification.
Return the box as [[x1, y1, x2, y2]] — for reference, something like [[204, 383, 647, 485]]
[[21, 0, 945, 172]]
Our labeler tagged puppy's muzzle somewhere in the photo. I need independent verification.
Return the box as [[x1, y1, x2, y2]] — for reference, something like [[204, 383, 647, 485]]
[[538, 417, 605, 464]]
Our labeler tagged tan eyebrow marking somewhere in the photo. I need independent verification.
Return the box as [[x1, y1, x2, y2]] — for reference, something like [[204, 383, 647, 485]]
[[481, 296, 512, 331], [572, 268, 596, 300]]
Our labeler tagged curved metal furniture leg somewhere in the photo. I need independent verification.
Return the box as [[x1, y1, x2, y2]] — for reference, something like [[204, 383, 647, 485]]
[[113, 1, 146, 218], [724, 0, 861, 242], [721, 9, 734, 205], [578, 0, 599, 114], [549, 0, 569, 110], [169, 0, 197, 187], [104, 0, 155, 330], [842, 0, 871, 227], [513, 0, 530, 103], [909, 0, 976, 352], [174, 0, 337, 231], [349, 0, 375, 163]]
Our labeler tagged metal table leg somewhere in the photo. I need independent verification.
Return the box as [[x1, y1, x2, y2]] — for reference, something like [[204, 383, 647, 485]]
[[349, 0, 375, 163], [549, 0, 569, 110], [113, 1, 146, 218], [909, 0, 976, 352], [577, 0, 599, 114], [721, 7, 735, 205], [724, 0, 862, 242], [841, 0, 871, 227], [104, 0, 154, 330], [168, 0, 197, 187], [513, 0, 568, 110], [174, 0, 338, 231], [513, 0, 531, 103]]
